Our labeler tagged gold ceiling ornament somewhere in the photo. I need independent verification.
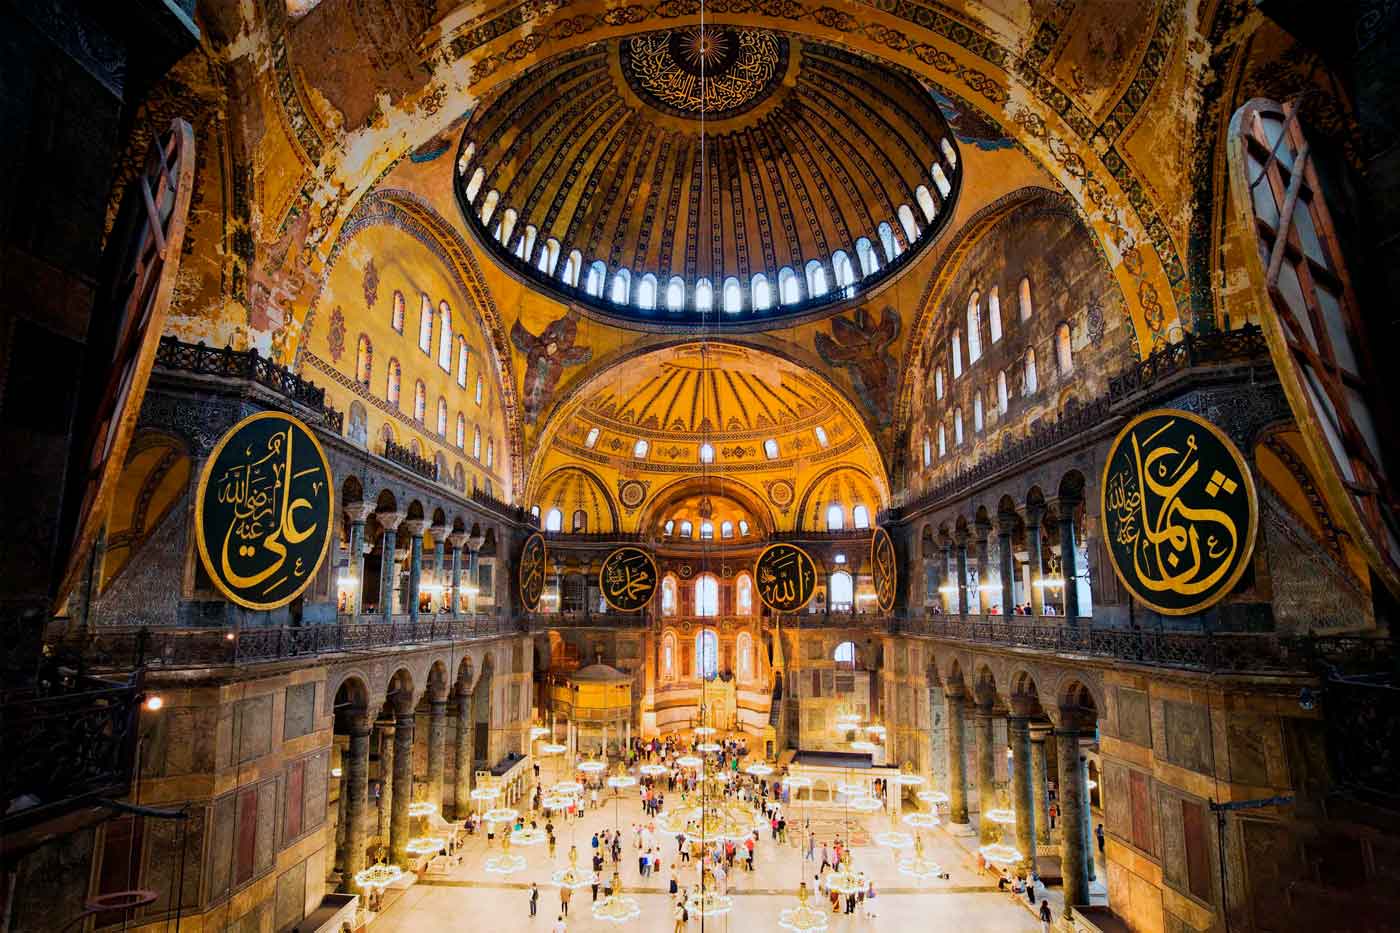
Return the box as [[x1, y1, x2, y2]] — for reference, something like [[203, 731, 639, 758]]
[[1100, 409, 1257, 616], [623, 27, 786, 119]]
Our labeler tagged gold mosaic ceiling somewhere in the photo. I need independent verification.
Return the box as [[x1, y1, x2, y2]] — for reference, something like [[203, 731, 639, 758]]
[[455, 28, 961, 324]]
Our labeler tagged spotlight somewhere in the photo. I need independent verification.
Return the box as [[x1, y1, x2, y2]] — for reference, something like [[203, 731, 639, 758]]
[[143, 695, 164, 712]]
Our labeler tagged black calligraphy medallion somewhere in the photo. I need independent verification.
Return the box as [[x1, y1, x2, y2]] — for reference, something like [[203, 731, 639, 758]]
[[599, 546, 658, 613], [754, 543, 818, 613], [1100, 409, 1258, 616], [194, 411, 334, 610], [519, 532, 547, 612], [871, 526, 897, 613]]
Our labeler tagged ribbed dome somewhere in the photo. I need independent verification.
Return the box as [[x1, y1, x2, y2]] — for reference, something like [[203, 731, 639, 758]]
[[455, 28, 962, 326]]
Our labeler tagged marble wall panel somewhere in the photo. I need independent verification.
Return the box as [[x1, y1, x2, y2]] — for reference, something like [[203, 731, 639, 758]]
[[284, 682, 317, 740], [1163, 699, 1214, 775], [1116, 686, 1152, 748], [275, 859, 307, 930]]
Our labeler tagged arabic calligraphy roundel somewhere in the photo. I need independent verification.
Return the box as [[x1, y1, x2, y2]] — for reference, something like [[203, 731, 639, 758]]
[[871, 527, 898, 613], [754, 543, 818, 613], [1100, 409, 1258, 616], [194, 411, 334, 611], [599, 546, 659, 613], [519, 532, 547, 612]]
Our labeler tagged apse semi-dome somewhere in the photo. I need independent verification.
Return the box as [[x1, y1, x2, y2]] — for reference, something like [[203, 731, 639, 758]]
[[455, 27, 962, 327]]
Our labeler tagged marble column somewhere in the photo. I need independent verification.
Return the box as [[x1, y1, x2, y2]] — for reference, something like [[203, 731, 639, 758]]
[[427, 696, 448, 808], [344, 711, 372, 885], [1026, 506, 1046, 618], [1030, 724, 1052, 846], [1059, 505, 1081, 619], [997, 514, 1016, 616], [390, 705, 416, 865], [1057, 712, 1092, 911], [974, 519, 991, 615], [448, 532, 467, 615], [377, 512, 403, 622], [402, 519, 426, 625], [1082, 747, 1097, 883], [974, 698, 998, 844], [376, 718, 395, 839], [945, 689, 969, 824], [455, 688, 475, 817], [345, 503, 374, 615], [954, 533, 971, 618], [429, 524, 447, 613], [1008, 712, 1036, 872], [941, 542, 955, 613]]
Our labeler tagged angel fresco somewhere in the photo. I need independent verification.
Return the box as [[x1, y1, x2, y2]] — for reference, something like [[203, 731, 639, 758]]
[[814, 305, 900, 425], [511, 310, 593, 423]]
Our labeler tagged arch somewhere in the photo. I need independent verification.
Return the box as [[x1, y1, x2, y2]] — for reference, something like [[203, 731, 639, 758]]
[[737, 631, 754, 679], [610, 267, 631, 304], [833, 640, 857, 668], [538, 237, 561, 275], [529, 465, 621, 533], [694, 277, 714, 312], [695, 627, 719, 676], [778, 266, 800, 304], [585, 260, 607, 297], [751, 273, 772, 310], [479, 189, 499, 225], [436, 397, 448, 436], [635, 474, 777, 538], [898, 205, 920, 245], [1024, 347, 1038, 394], [637, 272, 657, 310], [455, 335, 468, 387], [1055, 322, 1073, 375], [795, 465, 889, 533], [966, 291, 982, 363], [832, 250, 855, 289], [661, 576, 678, 618], [1019, 276, 1033, 320], [829, 571, 854, 610], [437, 300, 453, 370], [665, 275, 686, 311], [988, 287, 1003, 343], [413, 380, 426, 421], [916, 185, 937, 222], [386, 358, 401, 408], [418, 293, 433, 353], [735, 572, 753, 615], [661, 628, 677, 676], [722, 276, 743, 313], [879, 222, 899, 261], [694, 577, 719, 618], [805, 260, 828, 297], [355, 334, 372, 385], [562, 249, 582, 287]]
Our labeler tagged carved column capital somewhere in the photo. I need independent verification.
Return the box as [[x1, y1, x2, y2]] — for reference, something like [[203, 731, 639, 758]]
[[344, 502, 375, 523], [400, 518, 428, 539]]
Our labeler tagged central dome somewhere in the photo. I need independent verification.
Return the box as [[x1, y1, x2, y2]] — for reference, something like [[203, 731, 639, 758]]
[[455, 30, 962, 327]]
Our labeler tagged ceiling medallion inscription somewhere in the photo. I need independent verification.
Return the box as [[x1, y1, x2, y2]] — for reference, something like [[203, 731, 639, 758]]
[[622, 27, 788, 119]]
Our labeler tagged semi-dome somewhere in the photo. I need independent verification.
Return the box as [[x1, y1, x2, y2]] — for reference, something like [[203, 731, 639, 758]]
[[455, 27, 962, 327]]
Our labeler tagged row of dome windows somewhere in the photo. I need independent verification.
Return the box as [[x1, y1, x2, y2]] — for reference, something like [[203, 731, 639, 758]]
[[531, 501, 872, 534], [662, 518, 752, 539], [581, 424, 831, 462], [919, 323, 1074, 467], [459, 141, 957, 313]]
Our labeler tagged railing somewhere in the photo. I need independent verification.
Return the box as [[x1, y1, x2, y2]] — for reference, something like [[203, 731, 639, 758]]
[[1106, 323, 1268, 401], [2, 674, 141, 834], [526, 612, 651, 629], [154, 336, 343, 432], [66, 618, 517, 671], [894, 613, 1388, 674], [384, 438, 439, 481], [778, 612, 888, 627], [471, 487, 533, 524]]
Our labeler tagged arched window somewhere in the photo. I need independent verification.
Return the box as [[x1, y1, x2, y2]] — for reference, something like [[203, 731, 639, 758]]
[[878, 222, 899, 261], [584, 427, 599, 449], [571, 509, 587, 533], [419, 294, 433, 353], [455, 336, 468, 387], [413, 381, 426, 421], [386, 358, 401, 408], [833, 639, 857, 667], [855, 238, 880, 277], [694, 278, 713, 312], [826, 503, 844, 531], [699, 443, 714, 463], [633, 438, 649, 459], [355, 335, 372, 386], [853, 504, 870, 529], [610, 268, 631, 305], [695, 578, 719, 619], [937, 423, 946, 456], [832, 250, 855, 289], [391, 291, 405, 333], [1055, 323, 1073, 375], [764, 438, 779, 460], [778, 266, 800, 304], [662, 578, 678, 617], [679, 520, 693, 538], [475, 375, 483, 406], [722, 277, 742, 313], [967, 292, 982, 363], [899, 205, 920, 246], [1018, 277, 1032, 320], [636, 273, 657, 310], [516, 224, 537, 262], [806, 260, 828, 297], [700, 520, 714, 540], [486, 438, 494, 468], [916, 185, 937, 222], [479, 190, 499, 225], [931, 163, 952, 198], [814, 426, 829, 447], [695, 627, 718, 675], [545, 508, 562, 532], [538, 238, 561, 275], [437, 300, 452, 370], [1024, 347, 1038, 394], [585, 261, 607, 297], [562, 250, 582, 287], [922, 435, 931, 466], [436, 397, 448, 436], [829, 574, 854, 612], [935, 367, 944, 400], [473, 425, 482, 459], [997, 370, 1009, 414], [495, 208, 517, 245], [736, 574, 753, 615], [974, 393, 984, 432], [662, 630, 677, 675], [954, 407, 964, 445], [951, 329, 963, 378], [666, 276, 686, 311], [737, 631, 753, 677], [456, 413, 466, 449], [751, 273, 771, 310], [465, 167, 485, 202], [738, 520, 750, 536], [940, 137, 958, 168], [721, 520, 734, 539]]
